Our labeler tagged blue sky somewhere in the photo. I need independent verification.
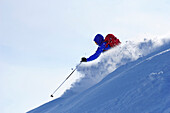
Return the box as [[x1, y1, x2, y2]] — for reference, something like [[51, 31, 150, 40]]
[[0, 0, 170, 113]]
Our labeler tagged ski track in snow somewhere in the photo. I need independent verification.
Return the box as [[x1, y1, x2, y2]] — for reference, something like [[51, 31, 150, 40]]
[[99, 47, 170, 88], [147, 48, 170, 60]]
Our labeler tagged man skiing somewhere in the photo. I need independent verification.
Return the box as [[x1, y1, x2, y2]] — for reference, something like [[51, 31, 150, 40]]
[[81, 34, 121, 62], [50, 34, 120, 97]]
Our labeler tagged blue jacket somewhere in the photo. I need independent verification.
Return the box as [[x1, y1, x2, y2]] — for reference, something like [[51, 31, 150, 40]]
[[86, 34, 111, 62]]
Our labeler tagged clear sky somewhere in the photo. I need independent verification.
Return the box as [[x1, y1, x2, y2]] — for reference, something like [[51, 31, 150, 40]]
[[0, 0, 170, 113]]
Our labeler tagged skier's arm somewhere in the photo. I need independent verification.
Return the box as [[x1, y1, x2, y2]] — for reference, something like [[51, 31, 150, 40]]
[[86, 47, 103, 62]]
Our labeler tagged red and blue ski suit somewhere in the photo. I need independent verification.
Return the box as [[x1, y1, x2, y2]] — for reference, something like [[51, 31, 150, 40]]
[[86, 34, 111, 62]]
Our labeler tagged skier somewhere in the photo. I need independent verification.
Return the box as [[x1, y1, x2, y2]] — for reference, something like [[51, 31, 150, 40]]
[[81, 34, 121, 62], [51, 34, 120, 97]]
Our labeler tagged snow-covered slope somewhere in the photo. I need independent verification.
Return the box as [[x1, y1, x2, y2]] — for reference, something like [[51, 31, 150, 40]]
[[28, 37, 170, 113]]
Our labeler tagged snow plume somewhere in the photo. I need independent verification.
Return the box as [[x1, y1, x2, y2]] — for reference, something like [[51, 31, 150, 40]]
[[62, 36, 170, 97]]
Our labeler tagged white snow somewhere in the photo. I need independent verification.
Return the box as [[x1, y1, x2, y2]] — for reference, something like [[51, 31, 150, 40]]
[[28, 37, 170, 113]]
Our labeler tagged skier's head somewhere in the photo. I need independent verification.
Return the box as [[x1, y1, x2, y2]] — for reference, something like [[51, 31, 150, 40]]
[[94, 34, 104, 46]]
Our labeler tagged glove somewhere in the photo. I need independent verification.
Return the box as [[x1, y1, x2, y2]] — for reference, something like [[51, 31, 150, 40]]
[[81, 57, 87, 62]]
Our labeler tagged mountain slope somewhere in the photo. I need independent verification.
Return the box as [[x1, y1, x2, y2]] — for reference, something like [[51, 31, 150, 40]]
[[28, 38, 170, 113], [63, 48, 170, 113]]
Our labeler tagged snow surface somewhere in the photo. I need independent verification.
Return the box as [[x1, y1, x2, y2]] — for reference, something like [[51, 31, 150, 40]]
[[28, 37, 170, 113]]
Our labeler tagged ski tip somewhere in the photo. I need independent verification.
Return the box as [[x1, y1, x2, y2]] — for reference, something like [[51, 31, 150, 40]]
[[50, 95, 53, 97]]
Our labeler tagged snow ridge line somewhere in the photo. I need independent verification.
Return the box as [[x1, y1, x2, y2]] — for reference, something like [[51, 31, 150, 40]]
[[146, 48, 170, 60]]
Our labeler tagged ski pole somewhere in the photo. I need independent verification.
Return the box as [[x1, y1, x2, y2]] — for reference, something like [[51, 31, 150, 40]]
[[50, 62, 82, 97]]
